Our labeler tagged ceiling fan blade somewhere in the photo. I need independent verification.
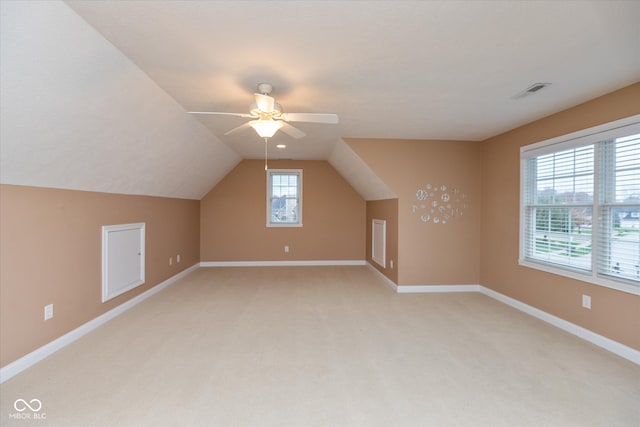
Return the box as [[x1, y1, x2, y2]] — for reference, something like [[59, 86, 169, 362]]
[[224, 121, 254, 136], [281, 113, 339, 124], [254, 93, 275, 113], [188, 111, 253, 118], [279, 122, 306, 139]]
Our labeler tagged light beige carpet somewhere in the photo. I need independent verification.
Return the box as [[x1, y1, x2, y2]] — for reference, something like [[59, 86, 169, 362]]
[[1, 266, 639, 426]]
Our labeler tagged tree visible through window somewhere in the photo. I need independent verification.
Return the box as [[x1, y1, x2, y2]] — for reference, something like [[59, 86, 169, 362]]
[[520, 116, 640, 295], [527, 145, 594, 271]]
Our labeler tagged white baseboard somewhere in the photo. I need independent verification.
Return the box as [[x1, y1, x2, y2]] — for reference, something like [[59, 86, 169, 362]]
[[397, 284, 482, 293], [366, 262, 398, 291], [3, 263, 637, 383], [200, 260, 366, 267], [0, 263, 199, 384], [366, 263, 480, 293], [478, 286, 640, 365], [364, 262, 639, 365], [367, 263, 481, 293]]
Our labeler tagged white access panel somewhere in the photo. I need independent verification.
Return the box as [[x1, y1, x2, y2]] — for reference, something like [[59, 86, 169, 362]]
[[102, 223, 145, 302], [372, 219, 386, 268]]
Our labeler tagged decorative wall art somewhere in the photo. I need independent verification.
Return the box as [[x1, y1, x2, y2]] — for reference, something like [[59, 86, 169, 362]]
[[411, 183, 468, 225]]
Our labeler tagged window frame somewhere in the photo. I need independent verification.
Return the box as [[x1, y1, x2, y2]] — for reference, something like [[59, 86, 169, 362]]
[[519, 114, 640, 296], [266, 169, 303, 228]]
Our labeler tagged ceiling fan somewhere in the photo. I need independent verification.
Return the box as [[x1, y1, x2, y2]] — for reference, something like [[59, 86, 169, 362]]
[[188, 83, 339, 139]]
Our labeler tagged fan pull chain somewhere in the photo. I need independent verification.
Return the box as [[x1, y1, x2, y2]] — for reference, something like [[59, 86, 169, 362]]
[[264, 137, 268, 171]]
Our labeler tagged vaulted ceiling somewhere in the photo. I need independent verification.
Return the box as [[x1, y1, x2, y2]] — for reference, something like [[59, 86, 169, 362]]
[[1, 1, 639, 200]]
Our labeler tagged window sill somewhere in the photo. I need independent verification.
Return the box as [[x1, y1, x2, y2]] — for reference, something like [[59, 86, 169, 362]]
[[518, 258, 640, 296]]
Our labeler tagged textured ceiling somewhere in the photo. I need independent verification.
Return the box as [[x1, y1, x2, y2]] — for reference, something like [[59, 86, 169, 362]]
[[65, 0, 640, 159]]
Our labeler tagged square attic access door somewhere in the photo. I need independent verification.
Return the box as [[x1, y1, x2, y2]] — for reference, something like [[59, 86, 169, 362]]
[[102, 223, 145, 302]]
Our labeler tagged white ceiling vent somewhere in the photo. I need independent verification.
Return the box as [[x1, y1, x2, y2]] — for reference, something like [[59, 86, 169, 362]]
[[511, 83, 552, 100]]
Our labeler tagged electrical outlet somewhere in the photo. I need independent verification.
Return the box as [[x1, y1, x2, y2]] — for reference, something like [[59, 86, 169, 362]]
[[390, 260, 394, 269], [284, 245, 289, 253], [44, 304, 53, 320], [169, 257, 173, 266], [582, 294, 591, 309], [177, 254, 181, 263]]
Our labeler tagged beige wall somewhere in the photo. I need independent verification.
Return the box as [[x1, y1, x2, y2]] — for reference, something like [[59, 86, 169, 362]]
[[3, 84, 639, 370], [200, 160, 365, 262], [0, 184, 200, 367], [347, 139, 482, 286], [481, 82, 640, 351], [366, 199, 399, 283]]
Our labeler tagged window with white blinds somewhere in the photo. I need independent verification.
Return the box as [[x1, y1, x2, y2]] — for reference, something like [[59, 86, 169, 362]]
[[520, 115, 640, 295], [597, 136, 640, 283]]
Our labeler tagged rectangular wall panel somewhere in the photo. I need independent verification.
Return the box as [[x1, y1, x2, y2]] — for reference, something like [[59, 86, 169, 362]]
[[102, 223, 145, 302]]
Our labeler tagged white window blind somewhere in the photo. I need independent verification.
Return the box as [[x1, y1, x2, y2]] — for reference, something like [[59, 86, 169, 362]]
[[596, 135, 640, 283], [520, 115, 640, 295], [522, 145, 594, 272]]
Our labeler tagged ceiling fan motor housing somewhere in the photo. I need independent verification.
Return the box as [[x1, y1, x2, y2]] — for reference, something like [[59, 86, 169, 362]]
[[249, 102, 282, 118], [257, 83, 273, 95], [188, 82, 337, 139]]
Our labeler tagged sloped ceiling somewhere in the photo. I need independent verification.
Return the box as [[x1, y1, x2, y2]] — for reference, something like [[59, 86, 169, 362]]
[[0, 0, 240, 200], [1, 1, 639, 201], [329, 140, 396, 201]]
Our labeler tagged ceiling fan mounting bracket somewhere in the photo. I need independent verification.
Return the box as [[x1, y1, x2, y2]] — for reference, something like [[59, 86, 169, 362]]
[[257, 83, 273, 95]]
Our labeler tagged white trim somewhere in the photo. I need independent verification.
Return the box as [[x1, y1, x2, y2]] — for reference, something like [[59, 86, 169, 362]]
[[519, 116, 640, 296], [366, 262, 397, 291], [3, 263, 637, 384], [0, 263, 199, 384], [518, 259, 640, 296], [102, 222, 146, 302], [200, 260, 366, 267], [479, 286, 640, 365], [266, 168, 303, 227], [397, 284, 482, 293], [365, 260, 639, 365], [520, 114, 640, 157]]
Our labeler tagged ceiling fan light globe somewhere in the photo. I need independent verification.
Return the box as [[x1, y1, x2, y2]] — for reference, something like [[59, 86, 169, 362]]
[[250, 119, 282, 138]]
